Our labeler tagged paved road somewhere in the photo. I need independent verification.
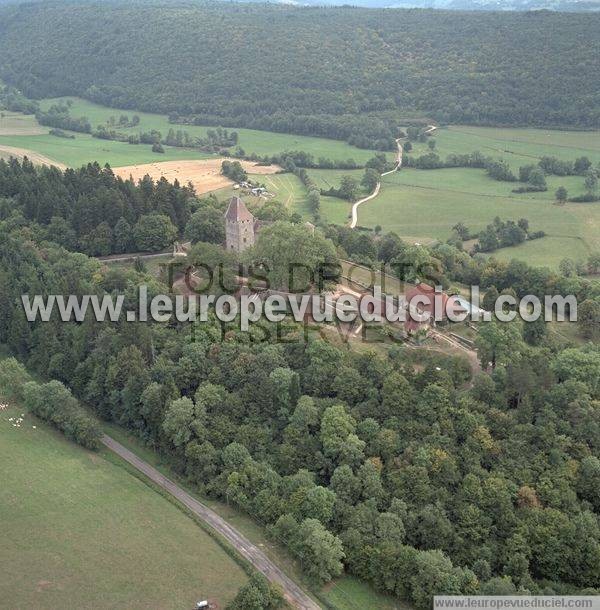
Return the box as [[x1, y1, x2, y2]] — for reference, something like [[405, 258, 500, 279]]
[[101, 435, 321, 610]]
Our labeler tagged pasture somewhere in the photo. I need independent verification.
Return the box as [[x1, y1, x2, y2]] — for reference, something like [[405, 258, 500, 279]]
[[253, 172, 313, 217], [0, 400, 247, 609], [38, 97, 383, 164], [0, 110, 46, 136], [0, 132, 214, 169], [356, 166, 599, 268], [410, 125, 600, 170]]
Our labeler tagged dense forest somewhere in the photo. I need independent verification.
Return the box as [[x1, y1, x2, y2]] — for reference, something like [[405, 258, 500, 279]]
[[1, 162, 600, 607], [0, 2, 598, 148], [0, 158, 193, 256]]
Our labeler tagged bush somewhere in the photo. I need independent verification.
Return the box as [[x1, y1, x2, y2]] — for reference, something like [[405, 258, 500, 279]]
[[0, 357, 30, 400], [569, 194, 600, 203], [22, 379, 102, 449]]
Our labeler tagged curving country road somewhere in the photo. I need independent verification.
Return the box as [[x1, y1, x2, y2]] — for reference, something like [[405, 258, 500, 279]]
[[101, 435, 321, 610], [349, 125, 437, 229]]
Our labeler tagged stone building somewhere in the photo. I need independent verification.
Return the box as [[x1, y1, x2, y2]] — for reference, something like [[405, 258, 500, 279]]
[[224, 196, 256, 253]]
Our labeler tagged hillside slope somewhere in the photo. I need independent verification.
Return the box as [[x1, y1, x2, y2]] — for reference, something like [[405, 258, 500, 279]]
[[0, 1, 598, 145], [0, 401, 247, 609]]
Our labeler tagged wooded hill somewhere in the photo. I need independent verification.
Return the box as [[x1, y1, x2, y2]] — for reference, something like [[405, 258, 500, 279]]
[[0, 2, 598, 148]]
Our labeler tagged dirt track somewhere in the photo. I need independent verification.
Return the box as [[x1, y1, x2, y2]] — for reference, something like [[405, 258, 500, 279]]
[[0, 144, 66, 170], [113, 158, 281, 195], [101, 435, 321, 610], [350, 125, 437, 229]]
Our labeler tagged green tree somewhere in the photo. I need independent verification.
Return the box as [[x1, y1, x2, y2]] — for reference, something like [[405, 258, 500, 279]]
[[361, 167, 380, 192], [162, 396, 194, 447], [227, 573, 283, 610], [584, 170, 598, 194], [339, 176, 360, 201], [133, 214, 177, 251], [555, 186, 568, 204], [578, 299, 600, 340], [476, 319, 523, 369], [292, 518, 344, 582], [250, 221, 337, 291], [410, 550, 474, 610], [185, 206, 225, 244], [522, 316, 547, 346], [113, 217, 133, 253]]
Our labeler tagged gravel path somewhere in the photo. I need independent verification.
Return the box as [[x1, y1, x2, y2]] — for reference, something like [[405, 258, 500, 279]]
[[101, 435, 321, 610]]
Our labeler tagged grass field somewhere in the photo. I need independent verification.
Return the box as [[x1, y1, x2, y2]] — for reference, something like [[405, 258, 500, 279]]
[[0, 110, 46, 135], [0, 397, 247, 609], [254, 172, 313, 217], [410, 126, 600, 171], [36, 97, 382, 164], [0, 97, 383, 168], [355, 166, 599, 268], [0, 132, 215, 168]]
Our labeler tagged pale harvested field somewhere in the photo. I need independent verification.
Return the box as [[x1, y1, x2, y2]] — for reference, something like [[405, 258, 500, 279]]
[[113, 158, 281, 194], [0, 144, 66, 169], [0, 111, 47, 136]]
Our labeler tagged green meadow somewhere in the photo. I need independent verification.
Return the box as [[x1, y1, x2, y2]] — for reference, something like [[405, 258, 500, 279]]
[[36, 97, 381, 165], [410, 125, 600, 170], [0, 110, 46, 135], [251, 172, 313, 217], [0, 398, 247, 609], [0, 132, 214, 168], [356, 167, 599, 267]]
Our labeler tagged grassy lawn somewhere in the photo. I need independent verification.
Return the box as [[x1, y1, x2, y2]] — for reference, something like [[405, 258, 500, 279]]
[[38, 97, 383, 165], [357, 167, 599, 268], [100, 421, 404, 610], [0, 399, 247, 609]]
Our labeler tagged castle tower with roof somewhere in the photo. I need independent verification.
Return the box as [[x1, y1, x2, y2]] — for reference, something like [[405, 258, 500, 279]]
[[224, 196, 255, 253]]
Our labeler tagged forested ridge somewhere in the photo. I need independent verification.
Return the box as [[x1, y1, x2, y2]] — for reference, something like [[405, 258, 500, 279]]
[[0, 2, 598, 148]]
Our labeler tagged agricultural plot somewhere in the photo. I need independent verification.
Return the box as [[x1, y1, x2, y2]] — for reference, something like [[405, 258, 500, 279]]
[[0, 132, 214, 169], [409, 125, 600, 170], [0, 400, 247, 609], [253, 172, 313, 217], [38, 97, 384, 164], [0, 110, 46, 136], [357, 167, 599, 268], [114, 159, 280, 195]]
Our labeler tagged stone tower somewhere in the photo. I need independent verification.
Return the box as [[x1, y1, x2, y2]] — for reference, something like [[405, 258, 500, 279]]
[[224, 196, 255, 253]]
